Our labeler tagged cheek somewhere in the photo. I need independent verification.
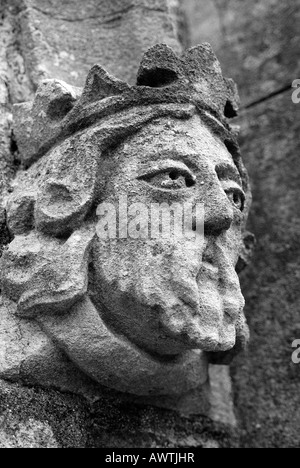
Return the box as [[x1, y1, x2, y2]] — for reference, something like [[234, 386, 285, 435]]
[[93, 235, 204, 272], [90, 237, 204, 305]]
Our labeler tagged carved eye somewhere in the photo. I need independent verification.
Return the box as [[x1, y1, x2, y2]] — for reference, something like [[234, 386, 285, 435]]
[[225, 188, 245, 212], [138, 167, 196, 190]]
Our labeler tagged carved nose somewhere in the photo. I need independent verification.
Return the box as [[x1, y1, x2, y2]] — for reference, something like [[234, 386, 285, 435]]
[[204, 192, 234, 236]]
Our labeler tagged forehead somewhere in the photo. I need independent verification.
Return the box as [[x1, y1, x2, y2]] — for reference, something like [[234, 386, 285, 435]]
[[120, 114, 235, 168]]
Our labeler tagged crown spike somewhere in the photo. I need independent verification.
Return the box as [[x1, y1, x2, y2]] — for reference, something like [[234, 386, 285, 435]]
[[13, 80, 81, 166], [137, 43, 182, 87], [80, 65, 131, 105]]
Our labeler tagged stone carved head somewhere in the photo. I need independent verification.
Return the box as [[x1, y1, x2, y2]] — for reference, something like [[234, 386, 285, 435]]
[[0, 44, 252, 399]]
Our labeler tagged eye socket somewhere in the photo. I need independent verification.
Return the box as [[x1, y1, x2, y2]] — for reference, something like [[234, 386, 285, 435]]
[[225, 188, 245, 212], [138, 167, 196, 190]]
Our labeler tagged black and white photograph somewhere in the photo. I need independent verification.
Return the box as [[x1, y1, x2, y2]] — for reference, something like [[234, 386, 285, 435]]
[[0, 0, 299, 450]]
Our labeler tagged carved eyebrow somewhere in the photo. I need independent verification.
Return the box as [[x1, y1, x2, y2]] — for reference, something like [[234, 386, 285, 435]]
[[215, 163, 242, 186]]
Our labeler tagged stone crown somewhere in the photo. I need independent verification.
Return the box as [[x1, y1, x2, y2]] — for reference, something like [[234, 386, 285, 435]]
[[13, 43, 239, 167]]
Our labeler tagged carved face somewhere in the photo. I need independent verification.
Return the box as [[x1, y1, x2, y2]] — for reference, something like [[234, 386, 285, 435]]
[[0, 44, 251, 396], [90, 114, 245, 356], [0, 110, 248, 395]]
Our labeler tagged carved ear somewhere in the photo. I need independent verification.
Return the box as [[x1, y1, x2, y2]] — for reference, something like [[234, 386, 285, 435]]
[[35, 132, 99, 237], [0, 227, 95, 318]]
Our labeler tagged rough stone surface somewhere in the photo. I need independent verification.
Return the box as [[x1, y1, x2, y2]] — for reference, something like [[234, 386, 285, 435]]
[[0, 45, 250, 409], [0, 6, 16, 203], [0, 0, 183, 213], [183, 0, 300, 448], [13, 43, 241, 166], [0, 379, 238, 448], [0, 0, 254, 448], [4, 0, 181, 87]]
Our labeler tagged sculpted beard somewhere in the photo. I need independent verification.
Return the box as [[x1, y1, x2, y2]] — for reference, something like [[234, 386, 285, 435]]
[[91, 235, 244, 357]]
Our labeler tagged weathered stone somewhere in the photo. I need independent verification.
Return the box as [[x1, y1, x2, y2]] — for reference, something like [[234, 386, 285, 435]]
[[13, 43, 243, 167], [6, 191, 35, 235], [0, 380, 87, 448], [0, 9, 15, 200], [1, 227, 93, 317], [0, 43, 250, 425], [0, 206, 11, 257], [13, 80, 81, 166], [0, 379, 238, 448], [0, 0, 258, 449], [5, 0, 181, 87], [0, 415, 58, 448]]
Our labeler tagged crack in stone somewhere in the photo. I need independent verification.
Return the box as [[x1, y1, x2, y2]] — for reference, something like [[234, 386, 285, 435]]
[[31, 5, 166, 24], [242, 83, 292, 109]]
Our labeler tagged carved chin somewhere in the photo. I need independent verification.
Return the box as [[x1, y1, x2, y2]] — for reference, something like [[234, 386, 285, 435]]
[[91, 239, 244, 355]]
